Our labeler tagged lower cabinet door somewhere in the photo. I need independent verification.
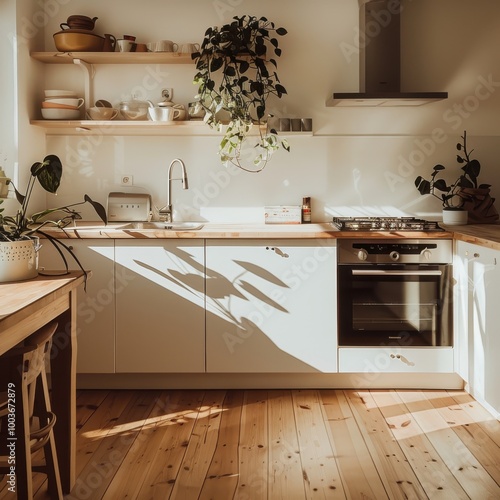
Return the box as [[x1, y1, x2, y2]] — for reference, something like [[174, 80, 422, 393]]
[[338, 347, 454, 373], [115, 240, 205, 373], [205, 239, 337, 373], [39, 239, 115, 373]]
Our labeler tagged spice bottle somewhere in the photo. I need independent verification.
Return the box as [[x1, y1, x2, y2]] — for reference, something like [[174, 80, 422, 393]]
[[302, 197, 311, 223]]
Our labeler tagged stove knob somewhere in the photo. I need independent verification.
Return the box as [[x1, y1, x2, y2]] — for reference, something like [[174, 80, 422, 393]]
[[357, 249, 369, 261], [421, 248, 432, 261], [390, 251, 400, 261]]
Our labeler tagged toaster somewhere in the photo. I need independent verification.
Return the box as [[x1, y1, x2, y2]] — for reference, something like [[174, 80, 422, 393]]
[[107, 192, 151, 222]]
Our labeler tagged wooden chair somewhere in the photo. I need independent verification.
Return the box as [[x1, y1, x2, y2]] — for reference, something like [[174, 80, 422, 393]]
[[0, 321, 63, 499]]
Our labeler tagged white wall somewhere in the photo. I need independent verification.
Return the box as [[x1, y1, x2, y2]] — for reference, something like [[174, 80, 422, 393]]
[[16, 0, 500, 222]]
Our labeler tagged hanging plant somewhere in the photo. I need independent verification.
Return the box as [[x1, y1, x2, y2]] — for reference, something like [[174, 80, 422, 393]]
[[192, 15, 290, 172]]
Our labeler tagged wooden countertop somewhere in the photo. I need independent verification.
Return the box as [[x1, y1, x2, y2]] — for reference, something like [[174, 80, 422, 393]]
[[41, 221, 500, 249], [444, 223, 500, 250], [43, 222, 453, 240]]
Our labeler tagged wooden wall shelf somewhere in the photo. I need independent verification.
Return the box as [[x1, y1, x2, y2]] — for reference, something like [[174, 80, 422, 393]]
[[31, 51, 194, 65]]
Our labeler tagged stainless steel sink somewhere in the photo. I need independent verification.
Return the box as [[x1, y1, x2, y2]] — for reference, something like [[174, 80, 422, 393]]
[[121, 221, 204, 231]]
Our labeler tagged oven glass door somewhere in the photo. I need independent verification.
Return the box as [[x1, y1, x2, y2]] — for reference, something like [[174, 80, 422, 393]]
[[338, 264, 452, 347]]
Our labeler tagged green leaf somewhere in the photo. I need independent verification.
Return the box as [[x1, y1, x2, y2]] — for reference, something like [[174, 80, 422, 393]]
[[210, 57, 223, 72], [456, 155, 464, 164], [276, 27, 288, 36], [433, 179, 449, 192], [433, 164, 445, 171], [84, 195, 107, 224], [275, 84, 287, 97], [250, 81, 264, 95], [463, 158, 480, 179], [255, 44, 266, 57], [415, 176, 431, 195], [224, 65, 236, 77], [458, 177, 474, 189], [239, 60, 249, 73], [36, 154, 62, 194]]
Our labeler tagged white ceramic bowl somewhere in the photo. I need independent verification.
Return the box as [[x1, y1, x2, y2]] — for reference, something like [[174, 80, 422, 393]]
[[44, 89, 77, 98], [87, 106, 119, 120], [44, 97, 84, 108], [41, 108, 81, 120]]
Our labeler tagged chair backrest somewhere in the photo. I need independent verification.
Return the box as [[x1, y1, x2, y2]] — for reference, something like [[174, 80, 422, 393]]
[[0, 321, 58, 416]]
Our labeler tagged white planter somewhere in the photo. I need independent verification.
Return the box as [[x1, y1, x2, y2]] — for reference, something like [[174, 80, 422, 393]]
[[442, 209, 468, 225], [0, 238, 40, 283]]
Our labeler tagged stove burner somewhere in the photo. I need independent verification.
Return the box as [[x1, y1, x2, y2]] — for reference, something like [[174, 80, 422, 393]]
[[332, 216, 442, 231]]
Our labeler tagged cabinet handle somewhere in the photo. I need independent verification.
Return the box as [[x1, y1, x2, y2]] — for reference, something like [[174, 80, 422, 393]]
[[474, 253, 480, 258], [266, 246, 289, 258], [390, 353, 401, 359]]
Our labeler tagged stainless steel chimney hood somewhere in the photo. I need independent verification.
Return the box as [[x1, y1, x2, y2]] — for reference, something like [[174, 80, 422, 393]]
[[328, 0, 448, 107]]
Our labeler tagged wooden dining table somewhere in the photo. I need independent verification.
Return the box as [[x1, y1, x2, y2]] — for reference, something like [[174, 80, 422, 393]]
[[0, 271, 86, 494]]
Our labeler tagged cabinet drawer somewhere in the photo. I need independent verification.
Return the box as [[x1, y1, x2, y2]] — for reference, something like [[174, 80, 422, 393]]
[[339, 347, 454, 373]]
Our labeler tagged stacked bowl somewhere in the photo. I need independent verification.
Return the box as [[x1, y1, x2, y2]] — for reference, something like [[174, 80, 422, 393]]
[[53, 14, 104, 52], [42, 90, 84, 119]]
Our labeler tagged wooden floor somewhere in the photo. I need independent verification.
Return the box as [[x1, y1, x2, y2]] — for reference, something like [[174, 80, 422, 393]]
[[2, 389, 499, 499]]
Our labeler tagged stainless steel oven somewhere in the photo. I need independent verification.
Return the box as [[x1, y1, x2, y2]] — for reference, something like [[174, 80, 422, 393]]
[[338, 239, 453, 347]]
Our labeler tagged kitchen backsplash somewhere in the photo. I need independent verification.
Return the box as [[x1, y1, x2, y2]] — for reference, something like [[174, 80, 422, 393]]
[[4, 0, 500, 222]]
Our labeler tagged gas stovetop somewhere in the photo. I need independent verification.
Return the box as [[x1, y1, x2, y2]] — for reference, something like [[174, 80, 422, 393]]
[[332, 216, 443, 231]]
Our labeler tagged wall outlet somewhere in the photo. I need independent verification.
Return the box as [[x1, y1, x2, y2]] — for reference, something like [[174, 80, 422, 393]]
[[161, 88, 173, 100], [121, 175, 133, 186]]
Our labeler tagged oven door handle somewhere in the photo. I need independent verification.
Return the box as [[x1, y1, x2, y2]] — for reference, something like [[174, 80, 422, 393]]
[[352, 270, 442, 276]]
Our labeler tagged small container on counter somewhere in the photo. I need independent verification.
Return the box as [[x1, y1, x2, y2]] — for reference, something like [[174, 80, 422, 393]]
[[302, 197, 311, 223]]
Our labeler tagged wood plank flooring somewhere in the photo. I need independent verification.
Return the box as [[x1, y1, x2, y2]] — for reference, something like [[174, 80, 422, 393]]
[[1, 389, 499, 499]]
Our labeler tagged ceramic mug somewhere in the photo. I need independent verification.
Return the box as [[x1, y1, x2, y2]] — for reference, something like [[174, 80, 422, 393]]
[[147, 40, 178, 52], [179, 43, 200, 54], [147, 107, 181, 122], [116, 39, 134, 52]]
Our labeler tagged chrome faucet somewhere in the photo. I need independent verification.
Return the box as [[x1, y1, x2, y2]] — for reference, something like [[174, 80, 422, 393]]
[[158, 158, 189, 222]]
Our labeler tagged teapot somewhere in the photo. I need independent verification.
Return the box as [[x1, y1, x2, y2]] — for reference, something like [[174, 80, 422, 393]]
[[60, 15, 98, 31]]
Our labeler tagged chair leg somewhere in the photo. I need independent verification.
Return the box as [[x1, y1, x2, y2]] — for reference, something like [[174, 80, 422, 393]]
[[36, 370, 63, 499], [9, 355, 34, 499]]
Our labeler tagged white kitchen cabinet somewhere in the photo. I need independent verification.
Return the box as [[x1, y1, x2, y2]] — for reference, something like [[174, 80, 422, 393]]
[[114, 240, 205, 373], [205, 239, 337, 373], [338, 347, 454, 373], [455, 241, 500, 415], [38, 239, 115, 373]]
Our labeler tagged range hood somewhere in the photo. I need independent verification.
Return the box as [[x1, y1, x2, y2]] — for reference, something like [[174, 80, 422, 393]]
[[328, 0, 448, 107]]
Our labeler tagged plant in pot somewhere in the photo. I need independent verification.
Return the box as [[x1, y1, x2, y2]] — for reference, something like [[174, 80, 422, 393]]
[[414, 131, 499, 225], [0, 154, 107, 284], [192, 15, 290, 172]]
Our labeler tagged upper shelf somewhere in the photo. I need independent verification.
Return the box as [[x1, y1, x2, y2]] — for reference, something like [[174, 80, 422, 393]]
[[30, 119, 313, 137], [31, 51, 195, 64]]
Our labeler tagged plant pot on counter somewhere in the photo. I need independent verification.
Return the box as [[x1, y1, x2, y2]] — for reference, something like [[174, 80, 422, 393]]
[[442, 208, 468, 225], [0, 237, 40, 283]]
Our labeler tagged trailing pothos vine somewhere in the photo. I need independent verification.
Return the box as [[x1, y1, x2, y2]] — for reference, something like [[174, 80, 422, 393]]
[[192, 15, 290, 172]]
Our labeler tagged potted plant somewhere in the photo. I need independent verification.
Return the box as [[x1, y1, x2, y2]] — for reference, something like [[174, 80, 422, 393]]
[[414, 131, 498, 224], [192, 15, 290, 172], [0, 154, 107, 284]]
